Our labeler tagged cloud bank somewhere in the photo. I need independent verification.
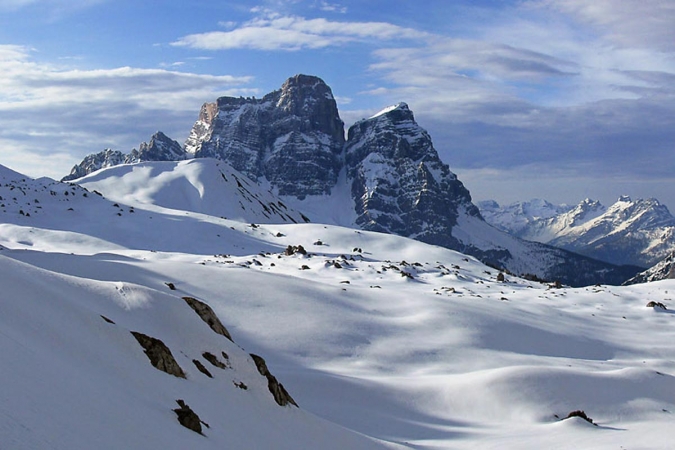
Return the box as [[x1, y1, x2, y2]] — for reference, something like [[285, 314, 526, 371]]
[[0, 45, 253, 178]]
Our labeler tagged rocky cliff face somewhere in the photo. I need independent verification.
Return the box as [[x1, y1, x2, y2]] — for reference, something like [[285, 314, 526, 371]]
[[63, 132, 185, 181], [187, 74, 345, 198], [345, 103, 478, 250]]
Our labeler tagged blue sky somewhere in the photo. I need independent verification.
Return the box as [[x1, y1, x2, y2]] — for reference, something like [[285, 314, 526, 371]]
[[1, 0, 675, 210]]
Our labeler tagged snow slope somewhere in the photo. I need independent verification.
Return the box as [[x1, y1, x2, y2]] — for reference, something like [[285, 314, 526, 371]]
[[0, 255, 391, 450], [2, 163, 674, 449], [75, 158, 309, 224]]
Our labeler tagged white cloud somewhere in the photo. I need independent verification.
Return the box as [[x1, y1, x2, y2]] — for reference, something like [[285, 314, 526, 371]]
[[319, 1, 347, 14], [323, 1, 675, 210], [172, 14, 428, 51], [0, 45, 254, 179]]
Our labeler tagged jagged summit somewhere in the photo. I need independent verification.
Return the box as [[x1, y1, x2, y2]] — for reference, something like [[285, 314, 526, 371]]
[[129, 131, 186, 163], [186, 74, 345, 198], [345, 98, 477, 251], [63, 131, 186, 181]]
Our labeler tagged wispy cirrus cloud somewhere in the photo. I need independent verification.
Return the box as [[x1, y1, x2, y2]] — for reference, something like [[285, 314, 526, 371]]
[[529, 0, 675, 50], [172, 14, 428, 51], [318, 1, 347, 14]]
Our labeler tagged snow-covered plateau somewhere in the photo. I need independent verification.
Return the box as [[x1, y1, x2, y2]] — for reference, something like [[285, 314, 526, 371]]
[[1, 160, 674, 449]]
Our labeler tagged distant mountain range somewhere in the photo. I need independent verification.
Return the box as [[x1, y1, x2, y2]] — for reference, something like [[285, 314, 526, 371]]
[[479, 196, 675, 268], [63, 74, 641, 286]]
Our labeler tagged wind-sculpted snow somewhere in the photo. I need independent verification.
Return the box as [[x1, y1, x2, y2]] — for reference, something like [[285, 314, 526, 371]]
[[1, 183, 674, 449], [0, 255, 390, 450], [75, 159, 309, 225]]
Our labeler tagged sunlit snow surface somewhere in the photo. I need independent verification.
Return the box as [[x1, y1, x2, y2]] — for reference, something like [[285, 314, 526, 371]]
[[1, 161, 674, 449]]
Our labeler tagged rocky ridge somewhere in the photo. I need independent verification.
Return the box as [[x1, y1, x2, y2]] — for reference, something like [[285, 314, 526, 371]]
[[63, 131, 186, 181]]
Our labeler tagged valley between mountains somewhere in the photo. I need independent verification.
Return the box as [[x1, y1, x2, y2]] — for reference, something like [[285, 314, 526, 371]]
[[2, 75, 674, 449]]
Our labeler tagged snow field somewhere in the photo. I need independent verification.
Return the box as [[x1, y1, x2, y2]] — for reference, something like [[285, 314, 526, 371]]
[[1, 162, 674, 449]]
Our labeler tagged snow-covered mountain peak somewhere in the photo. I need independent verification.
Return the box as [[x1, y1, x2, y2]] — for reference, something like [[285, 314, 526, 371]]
[[348, 101, 434, 162], [477, 198, 572, 235], [369, 102, 410, 119], [602, 196, 674, 230], [563, 198, 606, 227]]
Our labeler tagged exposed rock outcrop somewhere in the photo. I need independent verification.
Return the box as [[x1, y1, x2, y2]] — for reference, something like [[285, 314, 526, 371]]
[[192, 359, 213, 378], [173, 399, 207, 434], [131, 331, 186, 378], [128, 131, 186, 163], [63, 149, 126, 181], [250, 354, 298, 407], [202, 351, 229, 369], [182, 297, 233, 341]]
